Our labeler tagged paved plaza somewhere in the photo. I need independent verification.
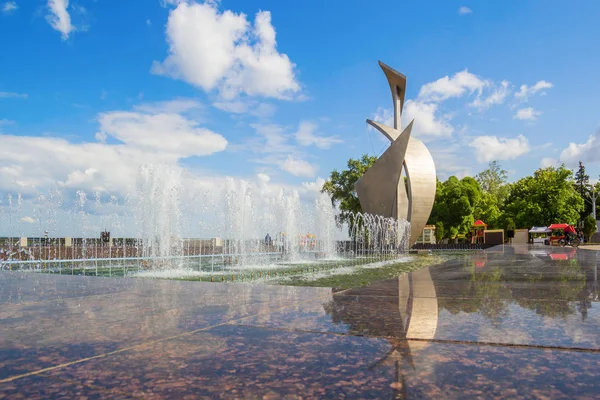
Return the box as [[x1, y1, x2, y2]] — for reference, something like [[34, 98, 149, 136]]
[[1, 245, 599, 398]]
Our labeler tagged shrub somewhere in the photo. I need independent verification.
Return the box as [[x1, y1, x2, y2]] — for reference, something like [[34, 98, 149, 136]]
[[583, 215, 598, 241]]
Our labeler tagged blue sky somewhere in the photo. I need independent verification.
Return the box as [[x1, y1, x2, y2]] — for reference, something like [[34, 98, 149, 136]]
[[1, 0, 600, 234]]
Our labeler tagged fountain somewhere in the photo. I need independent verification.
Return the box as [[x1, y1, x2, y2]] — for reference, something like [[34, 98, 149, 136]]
[[0, 164, 411, 280]]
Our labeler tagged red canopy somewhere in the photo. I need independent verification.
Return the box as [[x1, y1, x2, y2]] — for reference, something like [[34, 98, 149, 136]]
[[473, 220, 487, 227], [548, 223, 569, 230]]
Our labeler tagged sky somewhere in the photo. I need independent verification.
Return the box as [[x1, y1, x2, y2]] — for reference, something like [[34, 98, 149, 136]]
[[1, 0, 600, 236]]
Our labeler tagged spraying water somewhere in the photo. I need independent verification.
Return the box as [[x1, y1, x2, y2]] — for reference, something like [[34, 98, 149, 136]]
[[0, 164, 411, 277]]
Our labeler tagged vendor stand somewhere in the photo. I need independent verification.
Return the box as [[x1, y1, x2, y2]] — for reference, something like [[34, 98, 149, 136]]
[[548, 223, 569, 246], [529, 226, 551, 245]]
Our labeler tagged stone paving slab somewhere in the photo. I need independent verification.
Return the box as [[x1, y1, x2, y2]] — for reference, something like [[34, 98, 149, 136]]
[[1, 245, 599, 398]]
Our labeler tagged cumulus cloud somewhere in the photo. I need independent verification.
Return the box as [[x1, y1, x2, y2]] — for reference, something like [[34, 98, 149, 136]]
[[257, 173, 270, 182], [458, 6, 472, 15], [540, 157, 558, 168], [152, 1, 300, 100], [0, 99, 227, 195], [302, 177, 326, 193], [281, 156, 318, 178], [514, 107, 541, 121], [471, 80, 510, 110], [19, 216, 35, 224], [96, 112, 226, 157], [559, 128, 600, 167], [418, 70, 488, 102], [469, 135, 530, 163], [2, 1, 17, 13], [371, 101, 453, 139], [403, 100, 454, 137], [515, 80, 553, 101], [294, 121, 342, 149], [46, 0, 74, 40]]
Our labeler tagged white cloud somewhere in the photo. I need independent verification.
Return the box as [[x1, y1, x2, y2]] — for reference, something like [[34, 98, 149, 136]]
[[301, 177, 325, 193], [0, 100, 227, 195], [20, 216, 35, 224], [257, 173, 270, 182], [213, 101, 249, 114], [294, 121, 342, 149], [96, 112, 226, 157], [418, 69, 488, 102], [94, 130, 107, 143], [514, 107, 541, 121], [152, 1, 300, 100], [403, 100, 454, 137], [0, 91, 27, 99], [471, 80, 510, 110], [372, 107, 393, 127], [371, 101, 454, 139], [559, 128, 600, 167], [2, 1, 17, 13], [458, 6, 472, 15], [281, 156, 318, 178], [46, 0, 74, 40], [540, 157, 558, 168], [469, 135, 530, 163], [514, 80, 553, 101]]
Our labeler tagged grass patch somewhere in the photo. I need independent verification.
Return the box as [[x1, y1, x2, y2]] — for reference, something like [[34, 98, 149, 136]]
[[270, 253, 455, 290]]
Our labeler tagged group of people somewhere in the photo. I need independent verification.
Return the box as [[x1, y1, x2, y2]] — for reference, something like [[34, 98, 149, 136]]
[[563, 224, 584, 243]]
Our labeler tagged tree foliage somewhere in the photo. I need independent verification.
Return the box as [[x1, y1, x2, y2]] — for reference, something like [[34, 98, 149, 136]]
[[476, 161, 510, 206], [321, 154, 377, 229], [428, 176, 482, 238], [434, 221, 444, 243], [574, 161, 592, 219], [583, 215, 597, 240], [574, 161, 590, 196], [503, 165, 584, 228], [322, 154, 588, 242]]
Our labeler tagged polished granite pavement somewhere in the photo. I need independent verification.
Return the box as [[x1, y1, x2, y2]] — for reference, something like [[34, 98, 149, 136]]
[[1, 245, 599, 399]]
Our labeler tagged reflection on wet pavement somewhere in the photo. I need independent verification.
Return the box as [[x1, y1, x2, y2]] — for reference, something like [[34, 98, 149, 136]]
[[1, 245, 599, 398]]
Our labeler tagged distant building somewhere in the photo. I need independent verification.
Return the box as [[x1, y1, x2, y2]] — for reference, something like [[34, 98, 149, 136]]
[[415, 225, 436, 245]]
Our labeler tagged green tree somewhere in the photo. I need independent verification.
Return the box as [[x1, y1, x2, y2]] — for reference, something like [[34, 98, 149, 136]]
[[475, 161, 510, 206], [583, 215, 597, 241], [574, 161, 592, 219], [434, 221, 444, 243], [473, 191, 501, 228], [503, 165, 584, 228], [505, 217, 516, 231], [321, 154, 378, 231], [574, 161, 590, 197], [428, 176, 483, 238]]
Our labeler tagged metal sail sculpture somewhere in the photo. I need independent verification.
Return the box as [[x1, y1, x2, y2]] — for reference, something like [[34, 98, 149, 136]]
[[355, 61, 437, 247]]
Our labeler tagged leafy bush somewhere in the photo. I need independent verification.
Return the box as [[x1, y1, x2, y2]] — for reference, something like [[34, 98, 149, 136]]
[[583, 215, 598, 241]]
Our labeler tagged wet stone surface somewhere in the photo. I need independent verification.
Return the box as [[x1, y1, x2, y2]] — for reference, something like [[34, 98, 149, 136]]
[[1, 244, 599, 398]]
